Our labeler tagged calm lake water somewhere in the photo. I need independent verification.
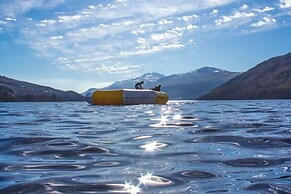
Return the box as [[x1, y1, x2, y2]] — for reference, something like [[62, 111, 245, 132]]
[[0, 100, 290, 194]]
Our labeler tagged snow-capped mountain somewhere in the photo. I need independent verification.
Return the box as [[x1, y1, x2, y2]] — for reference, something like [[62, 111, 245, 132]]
[[158, 67, 239, 99], [158, 67, 238, 87], [104, 72, 165, 89], [82, 67, 239, 99]]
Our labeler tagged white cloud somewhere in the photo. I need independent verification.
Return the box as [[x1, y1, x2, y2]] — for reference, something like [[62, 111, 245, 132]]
[[131, 29, 146, 35], [5, 17, 16, 21], [117, 0, 128, 3], [2, 0, 289, 86], [158, 19, 173, 25], [0, 0, 66, 17], [58, 15, 82, 23], [120, 42, 184, 57], [56, 55, 141, 74], [186, 24, 198, 30], [251, 17, 276, 27], [239, 4, 249, 10], [279, 0, 291, 8], [151, 29, 182, 41], [254, 7, 275, 13], [210, 9, 218, 16], [0, 20, 7, 25], [92, 63, 141, 74], [9, 0, 290, 75], [215, 11, 256, 25], [137, 37, 146, 44], [41, 19, 56, 25], [180, 14, 199, 21], [49, 36, 63, 40]]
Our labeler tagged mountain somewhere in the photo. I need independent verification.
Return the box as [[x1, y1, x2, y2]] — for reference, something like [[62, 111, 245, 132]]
[[81, 73, 165, 96], [104, 72, 166, 89], [200, 52, 291, 100], [0, 76, 84, 102], [160, 67, 239, 99], [81, 88, 98, 96], [83, 67, 239, 99]]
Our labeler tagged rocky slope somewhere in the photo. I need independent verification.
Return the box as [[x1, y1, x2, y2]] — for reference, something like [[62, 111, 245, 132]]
[[200, 52, 291, 100], [0, 76, 84, 102]]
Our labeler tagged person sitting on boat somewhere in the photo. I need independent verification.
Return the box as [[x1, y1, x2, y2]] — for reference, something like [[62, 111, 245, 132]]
[[151, 84, 161, 92], [135, 81, 144, 89]]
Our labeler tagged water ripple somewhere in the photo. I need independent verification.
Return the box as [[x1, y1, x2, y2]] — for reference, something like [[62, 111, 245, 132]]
[[223, 158, 290, 167], [173, 170, 220, 179], [187, 135, 291, 148], [245, 183, 291, 193], [1, 101, 291, 193]]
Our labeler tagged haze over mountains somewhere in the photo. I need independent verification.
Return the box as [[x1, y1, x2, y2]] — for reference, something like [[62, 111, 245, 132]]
[[200, 52, 291, 100]]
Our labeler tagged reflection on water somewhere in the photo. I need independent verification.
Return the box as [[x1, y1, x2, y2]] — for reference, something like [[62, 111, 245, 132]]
[[140, 141, 167, 151], [0, 100, 291, 193]]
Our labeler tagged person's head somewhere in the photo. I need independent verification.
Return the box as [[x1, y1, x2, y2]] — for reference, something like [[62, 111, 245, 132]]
[[158, 84, 161, 87], [141, 81, 144, 84]]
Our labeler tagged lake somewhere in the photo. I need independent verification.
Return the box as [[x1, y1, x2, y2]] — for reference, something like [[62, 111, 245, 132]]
[[0, 100, 290, 193]]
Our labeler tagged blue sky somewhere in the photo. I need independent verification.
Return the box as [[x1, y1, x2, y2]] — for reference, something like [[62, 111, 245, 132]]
[[0, 0, 290, 92]]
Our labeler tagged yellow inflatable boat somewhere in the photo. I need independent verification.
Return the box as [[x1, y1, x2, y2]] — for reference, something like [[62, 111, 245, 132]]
[[86, 89, 168, 105]]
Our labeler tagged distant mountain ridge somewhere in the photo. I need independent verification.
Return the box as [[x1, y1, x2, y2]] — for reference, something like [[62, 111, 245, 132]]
[[200, 52, 291, 100], [105, 72, 165, 89], [161, 67, 239, 99], [4, 52, 289, 102], [0, 76, 84, 102], [83, 67, 239, 99]]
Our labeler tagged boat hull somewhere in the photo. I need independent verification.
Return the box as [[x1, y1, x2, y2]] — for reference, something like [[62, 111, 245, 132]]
[[86, 89, 168, 105]]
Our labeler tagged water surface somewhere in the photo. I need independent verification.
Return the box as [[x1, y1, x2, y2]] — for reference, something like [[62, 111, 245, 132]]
[[0, 100, 290, 193]]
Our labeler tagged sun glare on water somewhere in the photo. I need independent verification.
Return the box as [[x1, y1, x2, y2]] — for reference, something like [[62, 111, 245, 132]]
[[140, 141, 167, 151], [173, 114, 182, 120], [123, 182, 141, 194], [160, 114, 168, 126]]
